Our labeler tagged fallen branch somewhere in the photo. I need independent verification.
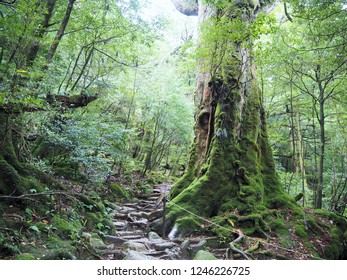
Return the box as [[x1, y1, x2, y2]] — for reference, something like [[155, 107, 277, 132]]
[[0, 190, 85, 201]]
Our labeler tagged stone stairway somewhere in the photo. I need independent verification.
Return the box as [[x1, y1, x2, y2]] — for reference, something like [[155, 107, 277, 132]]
[[101, 183, 178, 259], [99, 183, 228, 260]]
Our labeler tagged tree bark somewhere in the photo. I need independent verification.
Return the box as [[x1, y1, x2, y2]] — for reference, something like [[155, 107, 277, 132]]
[[26, 0, 57, 65], [0, 113, 26, 195], [167, 0, 293, 234], [46, 0, 76, 64]]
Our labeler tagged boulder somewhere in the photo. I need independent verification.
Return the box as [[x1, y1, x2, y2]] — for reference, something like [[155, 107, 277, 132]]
[[123, 250, 157, 260], [122, 242, 147, 252], [90, 237, 108, 250], [193, 250, 218, 260], [148, 231, 164, 243], [154, 242, 176, 251]]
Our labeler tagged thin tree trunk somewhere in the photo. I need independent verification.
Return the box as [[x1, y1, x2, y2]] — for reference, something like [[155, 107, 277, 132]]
[[26, 0, 57, 65], [297, 111, 306, 207], [315, 67, 325, 209], [70, 47, 94, 91], [46, 0, 76, 64]]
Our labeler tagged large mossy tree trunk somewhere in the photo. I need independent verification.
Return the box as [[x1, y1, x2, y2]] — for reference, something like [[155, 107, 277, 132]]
[[0, 113, 27, 195], [167, 0, 296, 233], [0, 113, 48, 196]]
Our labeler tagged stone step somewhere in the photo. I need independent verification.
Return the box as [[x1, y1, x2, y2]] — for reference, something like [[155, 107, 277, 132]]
[[122, 203, 139, 208], [116, 230, 144, 237], [154, 242, 176, 251], [128, 211, 151, 219], [113, 221, 127, 230], [113, 213, 128, 219], [121, 235, 143, 240], [104, 235, 127, 246], [142, 250, 168, 257]]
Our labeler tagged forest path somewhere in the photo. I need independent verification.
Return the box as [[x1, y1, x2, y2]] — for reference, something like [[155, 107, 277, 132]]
[[99, 183, 226, 260]]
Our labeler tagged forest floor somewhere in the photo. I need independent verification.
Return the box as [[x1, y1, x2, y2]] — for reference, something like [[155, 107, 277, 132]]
[[0, 172, 345, 260]]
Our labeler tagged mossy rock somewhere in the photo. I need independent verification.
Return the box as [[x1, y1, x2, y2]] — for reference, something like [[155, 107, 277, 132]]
[[41, 249, 76, 260], [90, 237, 108, 250], [100, 218, 115, 235], [176, 216, 201, 235], [109, 183, 130, 199], [135, 184, 153, 199], [52, 215, 80, 238], [46, 234, 64, 249], [14, 253, 36, 260], [193, 250, 218, 260], [78, 195, 106, 213], [323, 226, 346, 259], [314, 209, 347, 231]]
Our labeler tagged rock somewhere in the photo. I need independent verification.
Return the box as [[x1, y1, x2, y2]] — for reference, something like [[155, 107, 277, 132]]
[[104, 235, 127, 246], [180, 239, 191, 258], [168, 223, 179, 240], [119, 235, 143, 240], [129, 218, 148, 228], [113, 221, 127, 230], [116, 230, 144, 237], [193, 250, 218, 260], [154, 242, 176, 251], [113, 213, 128, 219], [119, 206, 136, 213], [204, 237, 227, 249], [41, 249, 76, 260], [122, 242, 147, 252], [123, 250, 157, 260], [91, 237, 108, 250], [148, 209, 163, 221], [148, 231, 164, 242], [130, 211, 150, 219], [190, 239, 207, 256]]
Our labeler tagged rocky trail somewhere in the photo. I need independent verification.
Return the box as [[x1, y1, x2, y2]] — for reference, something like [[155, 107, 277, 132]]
[[92, 183, 226, 260]]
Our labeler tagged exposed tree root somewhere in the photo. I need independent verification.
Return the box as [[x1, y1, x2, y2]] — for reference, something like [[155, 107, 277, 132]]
[[227, 229, 251, 260]]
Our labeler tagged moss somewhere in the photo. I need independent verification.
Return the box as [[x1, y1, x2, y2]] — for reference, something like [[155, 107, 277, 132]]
[[294, 192, 304, 202], [193, 250, 218, 260], [78, 195, 106, 213], [305, 214, 320, 232], [109, 183, 130, 199], [170, 165, 196, 198], [0, 158, 23, 195], [41, 248, 76, 260], [99, 218, 115, 235], [33, 221, 49, 232], [314, 209, 347, 231], [176, 216, 202, 235], [14, 253, 36, 260], [279, 236, 296, 249], [85, 212, 103, 229], [267, 217, 286, 232], [52, 215, 80, 238], [238, 214, 268, 236], [295, 225, 308, 239], [137, 184, 152, 196], [323, 226, 345, 259], [46, 234, 63, 249]]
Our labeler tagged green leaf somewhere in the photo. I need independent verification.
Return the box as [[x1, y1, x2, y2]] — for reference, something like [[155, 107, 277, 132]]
[[29, 226, 40, 234]]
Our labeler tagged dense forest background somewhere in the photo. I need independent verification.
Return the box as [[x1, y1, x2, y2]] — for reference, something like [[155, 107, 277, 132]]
[[0, 0, 346, 260]]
